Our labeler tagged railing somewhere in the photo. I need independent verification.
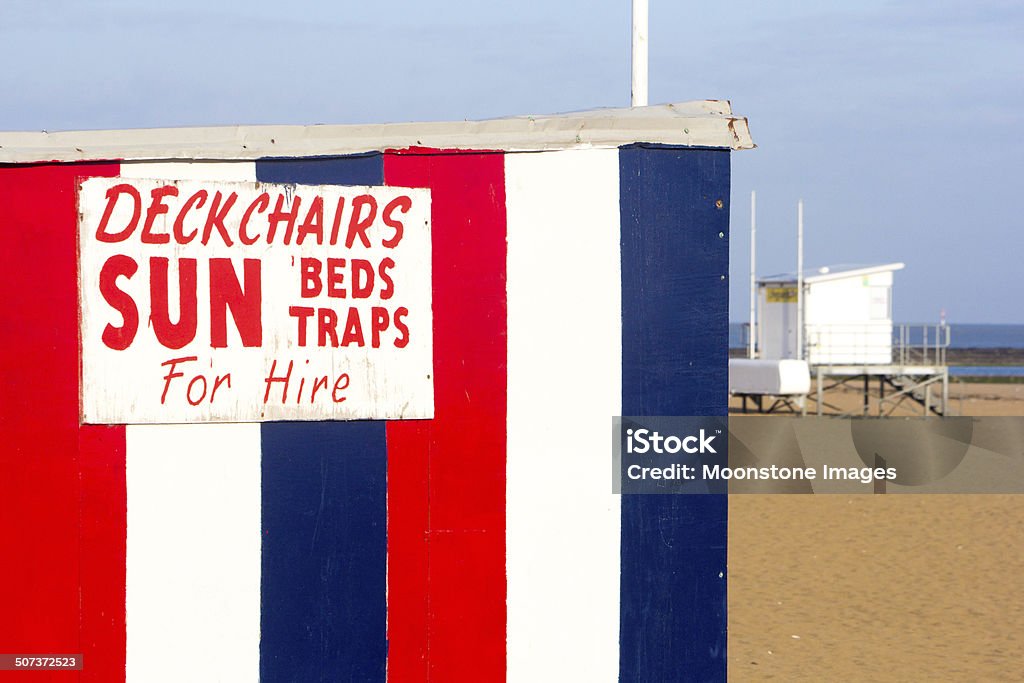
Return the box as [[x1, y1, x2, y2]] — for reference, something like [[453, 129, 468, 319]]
[[801, 323, 951, 367], [895, 323, 951, 367], [744, 322, 952, 367]]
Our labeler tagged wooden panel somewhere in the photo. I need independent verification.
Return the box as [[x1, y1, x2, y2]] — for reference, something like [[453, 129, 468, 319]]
[[505, 148, 623, 681], [0, 161, 124, 683], [384, 150, 508, 683], [618, 145, 731, 683], [256, 155, 389, 683]]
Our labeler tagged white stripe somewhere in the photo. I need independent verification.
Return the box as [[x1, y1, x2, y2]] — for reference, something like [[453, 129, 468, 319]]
[[119, 160, 257, 182], [506, 149, 622, 681], [126, 424, 262, 683], [123, 160, 261, 683]]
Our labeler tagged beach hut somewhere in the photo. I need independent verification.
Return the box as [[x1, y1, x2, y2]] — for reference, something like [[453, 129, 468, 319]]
[[0, 102, 752, 682]]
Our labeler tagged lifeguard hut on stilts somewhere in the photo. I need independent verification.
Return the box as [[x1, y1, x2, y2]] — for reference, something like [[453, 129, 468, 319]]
[[730, 196, 952, 416]]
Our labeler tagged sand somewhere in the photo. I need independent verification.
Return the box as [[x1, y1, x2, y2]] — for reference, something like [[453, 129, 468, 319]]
[[729, 495, 1024, 680], [727, 381, 1024, 679], [952, 382, 1024, 417]]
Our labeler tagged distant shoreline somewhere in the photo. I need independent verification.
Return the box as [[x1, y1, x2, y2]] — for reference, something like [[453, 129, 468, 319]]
[[728, 347, 1024, 365]]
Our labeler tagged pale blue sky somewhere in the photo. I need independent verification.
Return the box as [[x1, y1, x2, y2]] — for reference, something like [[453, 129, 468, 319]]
[[3, 0, 1021, 322]]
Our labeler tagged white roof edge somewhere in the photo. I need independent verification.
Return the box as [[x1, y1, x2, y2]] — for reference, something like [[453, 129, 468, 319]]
[[805, 262, 904, 283], [760, 262, 906, 285], [0, 100, 754, 164]]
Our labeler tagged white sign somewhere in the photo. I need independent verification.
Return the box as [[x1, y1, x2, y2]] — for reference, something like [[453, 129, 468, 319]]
[[78, 177, 433, 423]]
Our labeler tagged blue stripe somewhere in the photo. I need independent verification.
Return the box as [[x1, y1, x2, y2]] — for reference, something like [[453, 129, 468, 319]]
[[257, 153, 384, 187], [257, 155, 387, 683], [618, 145, 730, 682]]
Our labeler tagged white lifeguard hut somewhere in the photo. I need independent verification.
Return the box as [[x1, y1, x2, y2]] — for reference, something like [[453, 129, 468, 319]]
[[736, 261, 951, 416], [757, 263, 902, 365], [730, 195, 951, 416]]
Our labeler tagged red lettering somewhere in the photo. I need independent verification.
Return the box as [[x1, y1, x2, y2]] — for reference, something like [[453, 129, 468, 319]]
[[261, 358, 348, 404], [187, 375, 208, 405], [209, 258, 262, 348], [346, 194, 376, 248], [174, 190, 207, 244], [329, 196, 346, 245], [263, 359, 293, 403], [99, 254, 139, 350], [301, 258, 323, 297], [332, 374, 349, 403], [210, 373, 231, 402], [350, 259, 374, 298], [296, 365, 308, 403], [382, 195, 410, 248], [289, 306, 315, 346], [297, 196, 324, 245], [378, 258, 395, 300], [95, 184, 142, 243], [327, 258, 347, 297], [318, 308, 339, 347], [394, 307, 410, 348], [202, 191, 237, 246], [310, 376, 329, 402], [267, 193, 301, 244], [141, 185, 178, 244], [341, 307, 364, 347], [371, 307, 389, 348], [161, 356, 198, 404], [239, 193, 269, 245], [149, 257, 198, 349]]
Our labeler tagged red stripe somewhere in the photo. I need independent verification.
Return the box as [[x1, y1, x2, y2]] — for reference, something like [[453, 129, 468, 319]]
[[384, 150, 508, 681], [78, 424, 126, 682], [0, 163, 124, 682]]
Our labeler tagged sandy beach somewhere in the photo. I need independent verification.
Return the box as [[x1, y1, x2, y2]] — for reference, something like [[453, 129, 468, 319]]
[[951, 382, 1024, 417], [727, 378, 1024, 679], [729, 495, 1024, 681]]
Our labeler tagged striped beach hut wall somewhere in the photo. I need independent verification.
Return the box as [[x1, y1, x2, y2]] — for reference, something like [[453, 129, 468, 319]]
[[0, 101, 753, 682]]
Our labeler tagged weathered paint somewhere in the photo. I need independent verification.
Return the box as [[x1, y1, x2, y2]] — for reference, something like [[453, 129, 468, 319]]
[[619, 145, 731, 682], [256, 155, 389, 683], [505, 148, 622, 681], [78, 176, 433, 423], [383, 150, 508, 682], [0, 101, 754, 163]]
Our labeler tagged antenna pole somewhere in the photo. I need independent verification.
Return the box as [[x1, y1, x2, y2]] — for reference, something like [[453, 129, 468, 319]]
[[632, 0, 649, 106], [796, 199, 804, 361], [749, 190, 757, 359]]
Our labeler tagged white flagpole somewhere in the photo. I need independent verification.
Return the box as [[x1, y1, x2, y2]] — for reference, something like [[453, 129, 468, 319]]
[[749, 190, 757, 358], [632, 0, 649, 106], [797, 199, 805, 361]]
